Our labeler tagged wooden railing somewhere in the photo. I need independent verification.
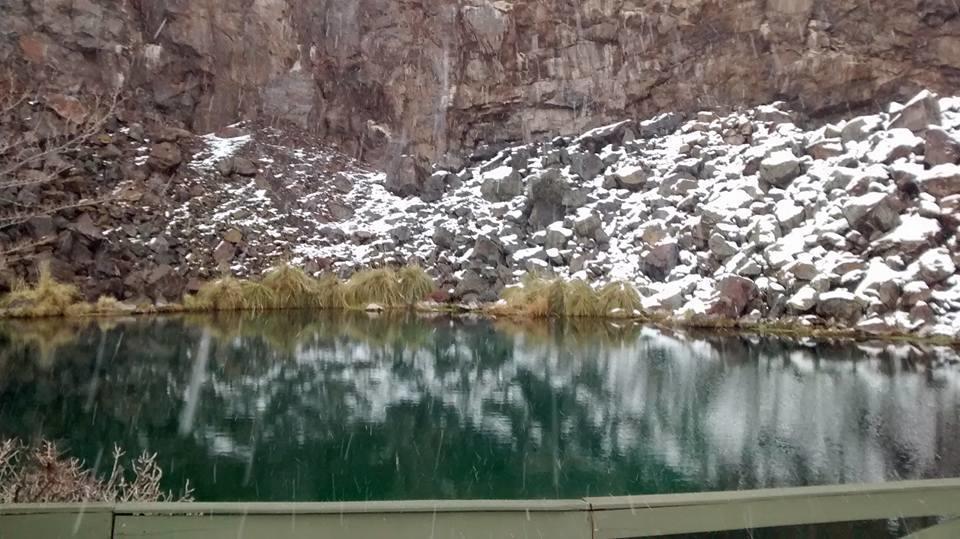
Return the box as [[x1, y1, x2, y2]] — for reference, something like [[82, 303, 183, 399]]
[[2, 478, 959, 538]]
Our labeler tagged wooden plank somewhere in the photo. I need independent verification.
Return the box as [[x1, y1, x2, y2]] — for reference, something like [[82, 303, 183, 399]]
[[115, 498, 588, 515], [588, 480, 960, 538], [113, 510, 592, 539], [0, 507, 112, 539]]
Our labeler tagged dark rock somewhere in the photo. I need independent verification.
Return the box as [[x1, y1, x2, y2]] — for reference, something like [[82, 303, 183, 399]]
[[385, 155, 426, 197], [923, 127, 960, 166], [568, 152, 605, 181], [526, 169, 569, 229], [148, 142, 182, 171], [707, 275, 759, 318], [642, 242, 680, 281]]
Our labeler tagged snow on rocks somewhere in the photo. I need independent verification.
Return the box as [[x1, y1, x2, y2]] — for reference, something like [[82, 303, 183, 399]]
[[165, 91, 960, 339]]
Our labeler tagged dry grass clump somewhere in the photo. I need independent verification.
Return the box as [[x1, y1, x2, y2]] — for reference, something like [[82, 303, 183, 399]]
[[314, 274, 348, 309], [261, 264, 322, 309], [0, 439, 192, 503], [344, 268, 403, 307], [598, 281, 642, 317], [1, 263, 80, 318], [396, 265, 435, 305], [563, 279, 602, 317], [183, 276, 247, 311], [497, 274, 644, 319]]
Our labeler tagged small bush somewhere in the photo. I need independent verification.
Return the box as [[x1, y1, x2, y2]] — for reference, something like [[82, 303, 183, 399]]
[[564, 280, 602, 317], [261, 264, 322, 309], [0, 439, 192, 503], [314, 274, 347, 309], [1, 263, 80, 318], [239, 281, 276, 313], [598, 281, 642, 317], [396, 265, 435, 305], [501, 274, 563, 318], [345, 268, 402, 307], [184, 276, 247, 311]]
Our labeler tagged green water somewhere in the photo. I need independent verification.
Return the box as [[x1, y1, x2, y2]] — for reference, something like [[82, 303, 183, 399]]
[[0, 312, 958, 502]]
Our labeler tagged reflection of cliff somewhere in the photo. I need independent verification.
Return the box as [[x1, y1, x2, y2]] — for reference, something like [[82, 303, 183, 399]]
[[0, 314, 958, 502]]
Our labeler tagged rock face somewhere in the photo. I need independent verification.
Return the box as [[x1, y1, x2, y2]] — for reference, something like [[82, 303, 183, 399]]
[[4, 0, 960, 161]]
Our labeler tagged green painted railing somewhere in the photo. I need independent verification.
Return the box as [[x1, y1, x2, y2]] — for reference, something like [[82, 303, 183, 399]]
[[1, 478, 959, 538]]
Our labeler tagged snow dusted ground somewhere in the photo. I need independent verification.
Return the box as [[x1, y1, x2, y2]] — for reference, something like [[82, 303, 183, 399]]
[[163, 92, 959, 338]]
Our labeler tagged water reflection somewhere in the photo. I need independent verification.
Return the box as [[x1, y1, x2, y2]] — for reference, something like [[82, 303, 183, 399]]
[[0, 312, 957, 502]]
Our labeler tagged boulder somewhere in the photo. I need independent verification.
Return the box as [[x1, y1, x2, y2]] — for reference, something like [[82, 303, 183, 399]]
[[816, 290, 862, 323], [544, 226, 573, 249], [568, 152, 605, 181], [708, 233, 738, 258], [786, 285, 818, 312], [917, 248, 956, 284], [806, 138, 845, 160], [148, 142, 182, 171], [707, 275, 759, 318], [888, 89, 941, 132], [758, 149, 801, 187], [480, 166, 523, 202], [386, 155, 425, 197], [470, 236, 503, 265], [923, 127, 960, 166], [917, 164, 960, 198], [842, 192, 901, 233], [526, 170, 569, 229], [866, 129, 923, 164], [607, 163, 650, 190], [421, 171, 451, 202], [641, 241, 680, 281]]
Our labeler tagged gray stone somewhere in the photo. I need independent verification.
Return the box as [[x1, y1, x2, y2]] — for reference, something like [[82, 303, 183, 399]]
[[526, 169, 569, 229], [917, 164, 960, 198], [569, 152, 605, 181], [480, 167, 523, 202], [888, 89, 941, 133], [843, 192, 901, 233], [759, 149, 801, 188], [708, 233, 737, 258], [816, 290, 862, 323], [923, 127, 960, 166]]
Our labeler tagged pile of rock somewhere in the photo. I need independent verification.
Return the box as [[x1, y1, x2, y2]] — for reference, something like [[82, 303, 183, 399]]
[[311, 90, 960, 338]]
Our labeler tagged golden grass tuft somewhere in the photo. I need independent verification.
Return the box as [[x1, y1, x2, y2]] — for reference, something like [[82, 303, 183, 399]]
[[239, 281, 276, 313], [563, 279, 602, 317], [344, 268, 402, 308], [314, 274, 347, 309], [261, 264, 322, 309], [1, 263, 80, 318], [598, 281, 642, 317], [396, 265, 435, 305], [184, 276, 247, 311]]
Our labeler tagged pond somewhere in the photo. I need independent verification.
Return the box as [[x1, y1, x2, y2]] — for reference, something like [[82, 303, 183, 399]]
[[0, 312, 958, 502]]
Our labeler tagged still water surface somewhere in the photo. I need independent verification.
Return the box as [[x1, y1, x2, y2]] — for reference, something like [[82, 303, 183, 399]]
[[0, 312, 958, 502]]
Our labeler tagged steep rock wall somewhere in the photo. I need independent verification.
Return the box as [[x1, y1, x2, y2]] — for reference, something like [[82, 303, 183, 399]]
[[2, 0, 959, 159]]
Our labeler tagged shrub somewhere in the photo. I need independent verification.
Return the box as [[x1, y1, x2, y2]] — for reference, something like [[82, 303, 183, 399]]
[[261, 264, 322, 309], [396, 265, 435, 305], [239, 281, 276, 313], [563, 280, 602, 317], [344, 268, 402, 307], [1, 263, 80, 317], [0, 439, 192, 503], [184, 276, 247, 311], [314, 274, 347, 309], [598, 281, 642, 317]]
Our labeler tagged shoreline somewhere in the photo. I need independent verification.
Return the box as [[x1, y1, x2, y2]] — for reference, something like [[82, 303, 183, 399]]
[[3, 299, 958, 348]]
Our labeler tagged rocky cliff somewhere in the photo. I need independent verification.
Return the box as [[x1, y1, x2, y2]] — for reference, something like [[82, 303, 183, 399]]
[[3, 0, 959, 160]]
